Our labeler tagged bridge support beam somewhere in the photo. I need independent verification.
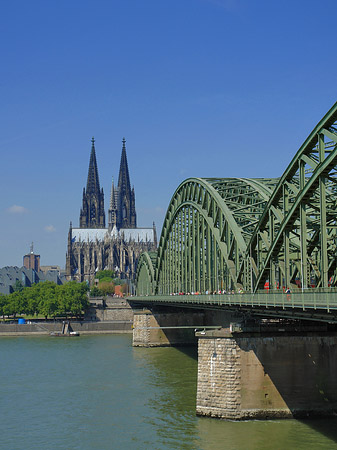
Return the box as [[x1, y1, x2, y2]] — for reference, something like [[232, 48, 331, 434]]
[[132, 308, 206, 347], [196, 329, 337, 419]]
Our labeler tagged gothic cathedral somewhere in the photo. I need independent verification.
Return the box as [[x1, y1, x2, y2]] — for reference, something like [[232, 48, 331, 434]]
[[66, 138, 157, 283]]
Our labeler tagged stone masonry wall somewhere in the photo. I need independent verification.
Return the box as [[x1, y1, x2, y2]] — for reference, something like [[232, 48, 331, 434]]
[[196, 331, 337, 420], [85, 298, 133, 322], [132, 312, 151, 346], [132, 310, 205, 347], [197, 336, 241, 419], [0, 321, 132, 335]]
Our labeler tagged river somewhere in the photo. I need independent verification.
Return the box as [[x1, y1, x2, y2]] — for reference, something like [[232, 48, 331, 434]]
[[1, 334, 337, 450]]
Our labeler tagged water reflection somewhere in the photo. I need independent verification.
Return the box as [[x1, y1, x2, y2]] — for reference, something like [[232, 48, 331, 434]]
[[132, 346, 201, 449]]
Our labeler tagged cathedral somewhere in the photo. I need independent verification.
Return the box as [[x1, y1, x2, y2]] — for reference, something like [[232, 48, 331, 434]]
[[66, 137, 157, 283]]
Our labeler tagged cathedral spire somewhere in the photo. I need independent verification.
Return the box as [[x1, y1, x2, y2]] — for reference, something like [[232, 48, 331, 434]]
[[86, 136, 101, 194], [109, 177, 114, 210], [108, 177, 117, 231], [79, 137, 106, 228], [118, 137, 131, 194], [116, 138, 137, 229]]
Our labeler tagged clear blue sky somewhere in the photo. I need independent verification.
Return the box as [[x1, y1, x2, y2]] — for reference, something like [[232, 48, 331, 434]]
[[1, 0, 337, 268]]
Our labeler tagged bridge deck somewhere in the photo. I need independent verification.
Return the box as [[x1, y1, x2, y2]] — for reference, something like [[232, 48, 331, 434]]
[[129, 291, 337, 323]]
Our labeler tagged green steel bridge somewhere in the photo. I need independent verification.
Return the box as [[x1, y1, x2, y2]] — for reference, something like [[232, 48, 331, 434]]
[[133, 102, 337, 323]]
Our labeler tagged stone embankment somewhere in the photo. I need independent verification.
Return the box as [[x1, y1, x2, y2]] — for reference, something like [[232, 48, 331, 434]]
[[0, 321, 133, 336]]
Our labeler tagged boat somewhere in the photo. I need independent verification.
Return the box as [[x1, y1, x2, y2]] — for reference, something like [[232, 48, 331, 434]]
[[50, 331, 80, 337], [50, 321, 79, 337]]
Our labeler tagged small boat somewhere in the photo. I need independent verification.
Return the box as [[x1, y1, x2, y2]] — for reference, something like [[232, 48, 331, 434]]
[[50, 331, 80, 337], [50, 321, 79, 337]]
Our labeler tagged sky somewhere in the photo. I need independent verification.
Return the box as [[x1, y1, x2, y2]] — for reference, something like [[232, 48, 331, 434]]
[[1, 0, 337, 269]]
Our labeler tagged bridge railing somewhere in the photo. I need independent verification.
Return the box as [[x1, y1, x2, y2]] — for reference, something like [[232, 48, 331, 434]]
[[130, 290, 337, 313]]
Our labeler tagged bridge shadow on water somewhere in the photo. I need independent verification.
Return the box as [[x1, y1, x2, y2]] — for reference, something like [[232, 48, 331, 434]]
[[132, 339, 337, 447], [239, 337, 337, 444], [174, 344, 198, 361], [298, 417, 337, 444]]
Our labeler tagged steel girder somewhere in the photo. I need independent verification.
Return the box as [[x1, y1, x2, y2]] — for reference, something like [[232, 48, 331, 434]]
[[136, 177, 278, 295], [248, 102, 337, 291], [136, 102, 337, 296], [135, 251, 157, 295]]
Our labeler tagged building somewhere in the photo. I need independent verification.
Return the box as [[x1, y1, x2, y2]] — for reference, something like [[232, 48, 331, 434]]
[[23, 243, 40, 272], [66, 138, 157, 283], [0, 266, 64, 295], [40, 265, 62, 274]]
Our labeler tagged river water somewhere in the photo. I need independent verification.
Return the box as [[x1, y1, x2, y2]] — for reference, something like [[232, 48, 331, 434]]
[[1, 334, 337, 450]]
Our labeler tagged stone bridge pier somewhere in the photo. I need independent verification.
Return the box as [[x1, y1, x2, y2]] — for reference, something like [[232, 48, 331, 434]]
[[132, 307, 239, 347], [132, 308, 337, 419], [132, 308, 206, 347], [196, 329, 337, 419]]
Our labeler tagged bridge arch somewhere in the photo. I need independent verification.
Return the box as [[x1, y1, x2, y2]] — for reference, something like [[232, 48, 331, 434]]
[[155, 177, 277, 294], [135, 251, 157, 295], [247, 102, 337, 291], [135, 102, 337, 296]]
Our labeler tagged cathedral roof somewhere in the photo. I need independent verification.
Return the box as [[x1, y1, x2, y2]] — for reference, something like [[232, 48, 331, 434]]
[[72, 228, 108, 243], [71, 227, 155, 243], [119, 228, 155, 243]]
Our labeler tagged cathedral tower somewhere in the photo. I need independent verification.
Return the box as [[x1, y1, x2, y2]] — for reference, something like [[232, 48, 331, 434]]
[[79, 137, 106, 228], [67, 136, 156, 283], [116, 138, 137, 229]]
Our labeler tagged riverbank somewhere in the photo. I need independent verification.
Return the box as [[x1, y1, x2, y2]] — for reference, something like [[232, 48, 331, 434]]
[[0, 320, 133, 336]]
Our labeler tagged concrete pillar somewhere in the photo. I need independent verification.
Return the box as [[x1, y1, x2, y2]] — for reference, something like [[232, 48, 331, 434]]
[[196, 329, 337, 419], [132, 309, 206, 347]]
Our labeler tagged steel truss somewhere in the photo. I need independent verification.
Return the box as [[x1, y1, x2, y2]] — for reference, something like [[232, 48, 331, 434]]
[[136, 102, 337, 296]]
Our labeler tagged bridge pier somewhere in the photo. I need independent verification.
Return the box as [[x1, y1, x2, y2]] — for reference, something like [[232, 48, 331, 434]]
[[196, 329, 337, 419], [132, 308, 207, 347]]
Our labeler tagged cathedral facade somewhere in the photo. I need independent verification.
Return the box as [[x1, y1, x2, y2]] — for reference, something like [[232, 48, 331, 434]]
[[66, 138, 157, 283]]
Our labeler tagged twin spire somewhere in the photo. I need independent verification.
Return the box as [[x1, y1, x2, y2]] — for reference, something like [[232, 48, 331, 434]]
[[80, 137, 137, 230]]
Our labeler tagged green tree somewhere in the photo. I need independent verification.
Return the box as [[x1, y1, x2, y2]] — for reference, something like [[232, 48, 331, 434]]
[[96, 270, 115, 281], [0, 294, 9, 321], [25, 285, 40, 316], [37, 281, 58, 319], [8, 291, 27, 318], [3, 295, 14, 319], [98, 281, 115, 295], [90, 286, 103, 297], [39, 295, 58, 319], [58, 282, 89, 318]]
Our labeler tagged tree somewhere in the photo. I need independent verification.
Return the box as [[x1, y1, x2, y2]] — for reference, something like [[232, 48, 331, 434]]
[[98, 281, 115, 296], [0, 280, 90, 320], [25, 286, 40, 316], [3, 295, 14, 319], [96, 270, 115, 280], [37, 281, 57, 319], [0, 294, 9, 321], [8, 291, 27, 318], [90, 286, 103, 297], [61, 282, 89, 318]]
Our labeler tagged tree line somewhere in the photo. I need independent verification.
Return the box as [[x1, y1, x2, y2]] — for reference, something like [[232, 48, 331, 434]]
[[0, 281, 89, 320]]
